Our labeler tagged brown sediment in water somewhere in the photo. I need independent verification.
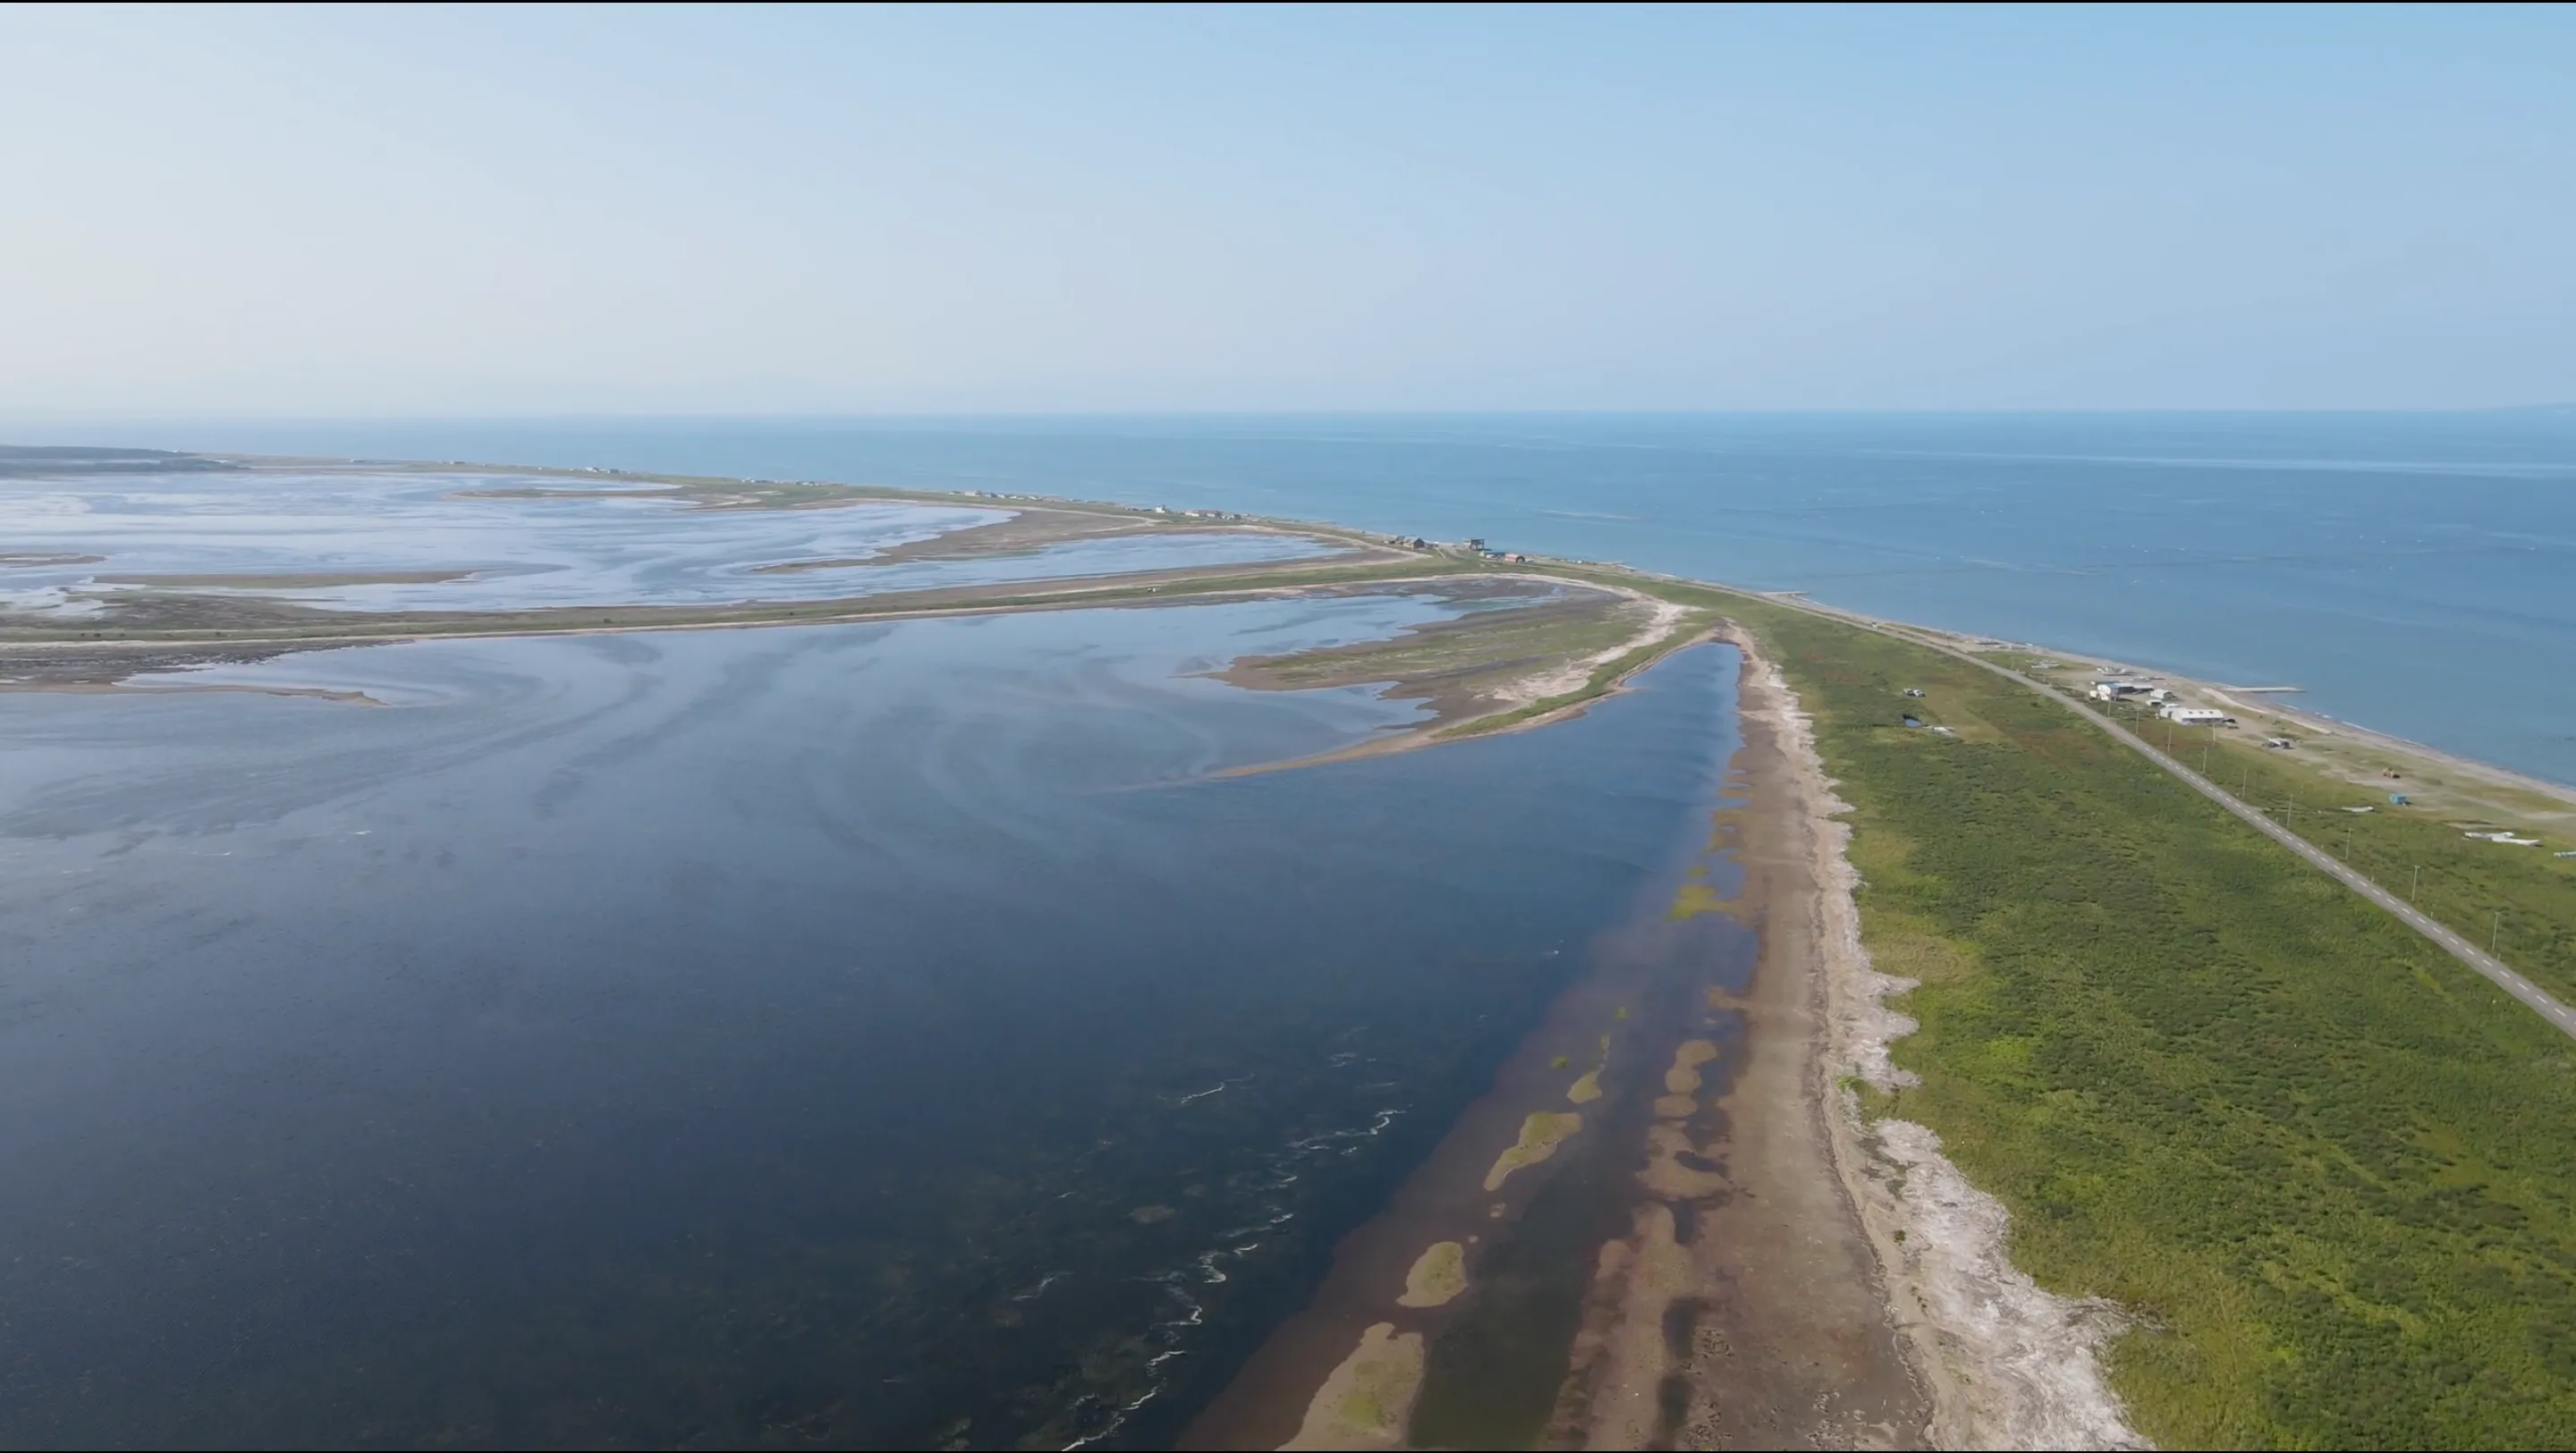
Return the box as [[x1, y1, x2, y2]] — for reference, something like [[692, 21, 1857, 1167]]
[[1178, 906, 1695, 1452], [1182, 638, 1928, 1451], [1548, 638, 1926, 1450]]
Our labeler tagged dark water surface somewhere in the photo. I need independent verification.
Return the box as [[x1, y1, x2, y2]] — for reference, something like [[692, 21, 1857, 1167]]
[[48, 411, 2573, 782], [0, 601, 1735, 1449]]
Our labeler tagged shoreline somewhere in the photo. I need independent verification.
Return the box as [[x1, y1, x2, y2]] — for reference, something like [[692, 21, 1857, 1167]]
[[11, 451, 2565, 1447], [5, 450, 2560, 805], [1183, 638, 1932, 1452], [1730, 627, 2145, 1450], [1767, 593, 2576, 807]]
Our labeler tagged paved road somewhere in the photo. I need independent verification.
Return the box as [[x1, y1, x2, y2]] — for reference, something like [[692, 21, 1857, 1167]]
[[1778, 597, 2576, 1044]]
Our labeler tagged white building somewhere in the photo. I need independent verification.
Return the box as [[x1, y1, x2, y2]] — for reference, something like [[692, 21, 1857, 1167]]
[[2157, 705, 2232, 725]]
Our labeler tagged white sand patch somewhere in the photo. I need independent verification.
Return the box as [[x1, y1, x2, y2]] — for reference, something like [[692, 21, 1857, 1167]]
[[1494, 596, 1693, 709]]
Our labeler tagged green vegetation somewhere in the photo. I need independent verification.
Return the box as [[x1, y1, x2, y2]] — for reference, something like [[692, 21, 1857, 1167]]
[[1482, 1111, 1584, 1193], [2116, 704, 2576, 1009], [1727, 600, 2576, 1448], [1398, 1241, 1470, 1309], [1223, 583, 1653, 727], [1430, 603, 1714, 739]]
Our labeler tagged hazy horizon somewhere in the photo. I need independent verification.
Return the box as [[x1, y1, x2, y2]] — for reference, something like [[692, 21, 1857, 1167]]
[[10, 402, 2576, 431], [5, 4, 2572, 417]]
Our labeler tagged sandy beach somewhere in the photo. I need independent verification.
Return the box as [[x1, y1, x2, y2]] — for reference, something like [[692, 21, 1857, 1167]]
[[1187, 634, 1945, 1450]]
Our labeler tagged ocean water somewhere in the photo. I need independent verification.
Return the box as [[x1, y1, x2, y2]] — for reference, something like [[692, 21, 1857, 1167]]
[[47, 412, 2572, 783], [0, 597, 1738, 1448]]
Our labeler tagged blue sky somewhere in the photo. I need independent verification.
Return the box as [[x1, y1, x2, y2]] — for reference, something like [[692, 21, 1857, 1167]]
[[2, 4, 2569, 415]]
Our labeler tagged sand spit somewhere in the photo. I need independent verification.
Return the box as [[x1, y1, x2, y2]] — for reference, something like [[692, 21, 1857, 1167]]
[[1493, 598, 1696, 710], [1736, 633, 2149, 1450]]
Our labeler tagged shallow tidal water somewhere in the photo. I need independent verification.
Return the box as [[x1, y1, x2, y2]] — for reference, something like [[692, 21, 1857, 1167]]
[[0, 600, 1736, 1449], [70, 412, 2573, 782], [0, 467, 1324, 614]]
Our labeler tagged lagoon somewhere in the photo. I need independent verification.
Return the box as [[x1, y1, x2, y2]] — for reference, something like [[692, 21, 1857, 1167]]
[[0, 598, 1736, 1448]]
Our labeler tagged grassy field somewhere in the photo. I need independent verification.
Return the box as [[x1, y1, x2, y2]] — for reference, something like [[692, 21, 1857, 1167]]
[[2114, 702, 2576, 1011], [1707, 595, 2576, 1448]]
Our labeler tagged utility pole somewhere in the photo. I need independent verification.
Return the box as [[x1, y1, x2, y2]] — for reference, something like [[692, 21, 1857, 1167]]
[[2494, 912, 2504, 954], [2411, 865, 2421, 902]]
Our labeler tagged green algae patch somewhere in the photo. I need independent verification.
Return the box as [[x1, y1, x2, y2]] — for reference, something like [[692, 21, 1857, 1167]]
[[1566, 1067, 1602, 1104], [1283, 1322, 1425, 1450], [1397, 1241, 1470, 1309], [1668, 879, 1729, 920], [1482, 1111, 1582, 1193]]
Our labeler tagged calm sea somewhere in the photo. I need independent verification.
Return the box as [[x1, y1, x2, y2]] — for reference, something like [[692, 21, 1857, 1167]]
[[50, 411, 2573, 784]]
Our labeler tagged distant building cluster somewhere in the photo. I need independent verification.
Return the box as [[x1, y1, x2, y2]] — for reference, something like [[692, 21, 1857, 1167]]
[[1385, 534, 1526, 563], [2091, 677, 2235, 727]]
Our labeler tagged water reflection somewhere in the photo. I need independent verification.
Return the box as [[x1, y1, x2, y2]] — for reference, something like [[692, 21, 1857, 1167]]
[[0, 601, 1734, 1449]]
